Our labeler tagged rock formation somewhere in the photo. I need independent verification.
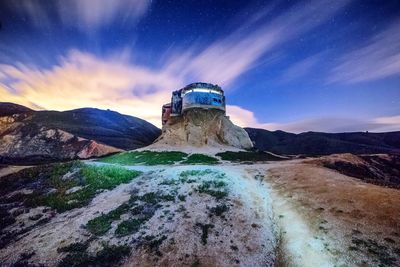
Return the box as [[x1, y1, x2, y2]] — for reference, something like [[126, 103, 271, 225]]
[[152, 109, 253, 150]]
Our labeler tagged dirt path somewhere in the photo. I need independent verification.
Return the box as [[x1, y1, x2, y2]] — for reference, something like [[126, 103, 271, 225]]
[[264, 161, 400, 266], [94, 162, 343, 266]]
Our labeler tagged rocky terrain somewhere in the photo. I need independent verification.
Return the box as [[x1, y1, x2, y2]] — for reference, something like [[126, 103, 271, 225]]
[[0, 103, 161, 164], [1, 103, 399, 267], [0, 151, 399, 267], [245, 127, 400, 155], [151, 109, 253, 151]]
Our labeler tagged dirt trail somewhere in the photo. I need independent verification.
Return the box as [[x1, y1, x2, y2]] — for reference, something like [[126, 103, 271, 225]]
[[264, 161, 400, 266]]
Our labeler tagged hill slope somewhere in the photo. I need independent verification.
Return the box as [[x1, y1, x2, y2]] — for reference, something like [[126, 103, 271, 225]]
[[0, 103, 161, 163], [28, 108, 161, 150], [0, 102, 33, 117], [245, 127, 400, 155]]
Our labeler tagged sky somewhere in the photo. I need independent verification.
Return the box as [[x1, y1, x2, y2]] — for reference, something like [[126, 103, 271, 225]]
[[0, 0, 399, 132]]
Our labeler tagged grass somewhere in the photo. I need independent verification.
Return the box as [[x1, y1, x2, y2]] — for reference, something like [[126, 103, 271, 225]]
[[24, 162, 142, 212], [196, 180, 228, 199], [139, 192, 176, 204], [98, 151, 188, 165], [142, 235, 168, 256], [196, 223, 214, 245], [181, 154, 220, 165], [86, 191, 173, 236], [58, 244, 131, 267], [216, 151, 284, 162], [179, 169, 215, 183], [86, 203, 131, 236], [115, 218, 146, 236], [209, 203, 229, 217], [57, 242, 89, 253]]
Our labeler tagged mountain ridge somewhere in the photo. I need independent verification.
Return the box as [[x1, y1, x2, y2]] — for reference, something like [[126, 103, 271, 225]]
[[245, 127, 400, 155]]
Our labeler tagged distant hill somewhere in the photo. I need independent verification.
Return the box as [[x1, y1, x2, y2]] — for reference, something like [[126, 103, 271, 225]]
[[0, 103, 161, 164], [245, 127, 400, 155], [0, 102, 33, 117], [28, 107, 161, 150]]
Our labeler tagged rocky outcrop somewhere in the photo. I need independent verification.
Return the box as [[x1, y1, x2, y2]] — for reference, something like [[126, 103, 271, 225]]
[[151, 109, 253, 150]]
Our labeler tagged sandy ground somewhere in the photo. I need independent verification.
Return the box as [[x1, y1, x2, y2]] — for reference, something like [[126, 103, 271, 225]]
[[1, 158, 399, 266], [264, 160, 400, 266]]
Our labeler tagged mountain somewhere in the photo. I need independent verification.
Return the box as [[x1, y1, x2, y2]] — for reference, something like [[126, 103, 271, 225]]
[[0, 103, 161, 163], [245, 127, 400, 155], [0, 102, 33, 117]]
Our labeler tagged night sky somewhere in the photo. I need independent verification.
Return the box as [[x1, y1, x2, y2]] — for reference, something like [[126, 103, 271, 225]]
[[0, 0, 399, 132]]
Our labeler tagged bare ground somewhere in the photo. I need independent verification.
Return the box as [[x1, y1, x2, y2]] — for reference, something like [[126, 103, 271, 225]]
[[264, 159, 400, 266], [0, 154, 399, 266]]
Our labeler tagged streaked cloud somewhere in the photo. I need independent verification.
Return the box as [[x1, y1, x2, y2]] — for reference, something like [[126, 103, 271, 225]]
[[163, 0, 352, 87], [278, 54, 320, 83], [7, 0, 150, 31], [329, 20, 400, 84]]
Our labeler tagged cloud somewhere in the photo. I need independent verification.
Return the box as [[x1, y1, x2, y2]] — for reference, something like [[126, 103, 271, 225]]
[[7, 0, 150, 31], [278, 54, 320, 83], [329, 20, 400, 84], [162, 0, 352, 87], [226, 105, 260, 128], [57, 0, 150, 30], [0, 50, 183, 127], [1, 49, 398, 133]]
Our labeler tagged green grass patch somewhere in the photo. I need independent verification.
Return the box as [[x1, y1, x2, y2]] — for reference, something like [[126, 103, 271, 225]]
[[58, 244, 131, 267], [216, 151, 284, 162], [115, 218, 146, 237], [142, 235, 168, 256], [209, 203, 229, 217], [98, 151, 188, 165], [27, 164, 142, 212], [58, 242, 89, 253], [179, 169, 215, 181], [86, 203, 131, 236], [181, 154, 220, 165], [196, 180, 228, 199], [196, 223, 214, 245], [139, 192, 176, 204], [87, 191, 171, 236]]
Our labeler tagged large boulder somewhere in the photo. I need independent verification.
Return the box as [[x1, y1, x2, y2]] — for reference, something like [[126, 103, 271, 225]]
[[152, 109, 253, 150]]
